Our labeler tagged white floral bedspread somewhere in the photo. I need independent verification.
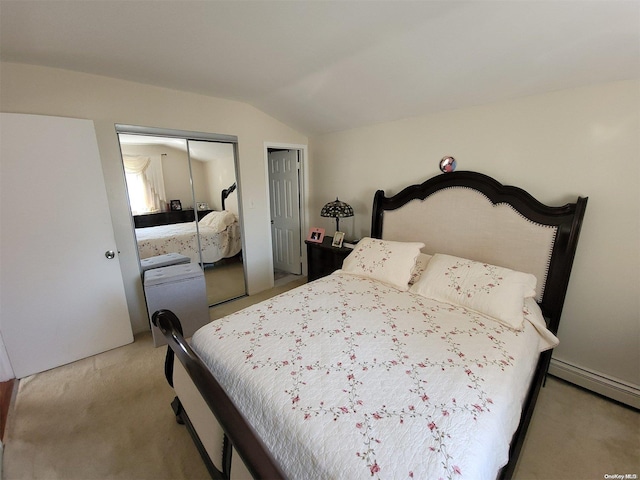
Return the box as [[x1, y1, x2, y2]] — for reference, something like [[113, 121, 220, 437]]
[[135, 221, 241, 263], [191, 273, 555, 480]]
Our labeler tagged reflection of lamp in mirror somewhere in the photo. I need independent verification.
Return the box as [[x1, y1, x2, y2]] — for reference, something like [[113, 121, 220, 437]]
[[320, 197, 354, 233]]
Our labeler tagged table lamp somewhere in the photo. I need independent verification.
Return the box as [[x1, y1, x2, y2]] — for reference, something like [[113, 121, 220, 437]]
[[320, 197, 354, 232]]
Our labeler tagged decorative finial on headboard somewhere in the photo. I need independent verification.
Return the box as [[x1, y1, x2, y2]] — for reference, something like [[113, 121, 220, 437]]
[[439, 156, 457, 173]]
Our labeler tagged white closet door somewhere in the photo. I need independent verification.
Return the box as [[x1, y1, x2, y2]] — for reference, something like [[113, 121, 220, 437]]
[[0, 113, 133, 378]]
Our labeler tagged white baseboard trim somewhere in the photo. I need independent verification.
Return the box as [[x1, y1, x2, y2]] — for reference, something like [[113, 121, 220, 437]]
[[549, 358, 640, 410]]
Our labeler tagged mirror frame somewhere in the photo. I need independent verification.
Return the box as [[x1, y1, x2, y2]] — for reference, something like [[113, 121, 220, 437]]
[[115, 124, 247, 304]]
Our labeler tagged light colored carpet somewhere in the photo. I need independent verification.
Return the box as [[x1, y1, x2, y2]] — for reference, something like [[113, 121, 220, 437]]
[[3, 333, 209, 480], [514, 377, 639, 479], [4, 277, 638, 479]]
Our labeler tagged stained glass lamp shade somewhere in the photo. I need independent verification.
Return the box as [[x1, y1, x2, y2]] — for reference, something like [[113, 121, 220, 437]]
[[320, 197, 354, 232]]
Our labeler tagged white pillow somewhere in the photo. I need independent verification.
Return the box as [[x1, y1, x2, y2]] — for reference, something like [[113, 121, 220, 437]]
[[409, 253, 537, 330], [408, 253, 433, 285], [198, 210, 236, 232], [340, 237, 425, 290]]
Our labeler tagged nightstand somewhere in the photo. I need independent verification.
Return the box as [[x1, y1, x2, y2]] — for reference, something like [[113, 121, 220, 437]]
[[305, 236, 354, 281]]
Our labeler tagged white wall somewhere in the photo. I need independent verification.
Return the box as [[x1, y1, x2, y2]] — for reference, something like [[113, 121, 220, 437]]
[[309, 80, 640, 401], [0, 62, 308, 334], [188, 159, 210, 211]]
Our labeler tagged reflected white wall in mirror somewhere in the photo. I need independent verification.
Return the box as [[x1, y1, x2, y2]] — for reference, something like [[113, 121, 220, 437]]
[[189, 140, 238, 214]]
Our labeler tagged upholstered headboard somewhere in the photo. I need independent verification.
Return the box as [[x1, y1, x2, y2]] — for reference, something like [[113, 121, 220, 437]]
[[371, 171, 587, 334]]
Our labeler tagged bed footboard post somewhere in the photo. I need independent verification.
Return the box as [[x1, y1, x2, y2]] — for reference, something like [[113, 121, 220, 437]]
[[163, 319, 184, 389], [170, 397, 185, 425]]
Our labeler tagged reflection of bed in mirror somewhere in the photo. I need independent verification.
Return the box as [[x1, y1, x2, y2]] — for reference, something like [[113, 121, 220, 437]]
[[135, 210, 242, 264]]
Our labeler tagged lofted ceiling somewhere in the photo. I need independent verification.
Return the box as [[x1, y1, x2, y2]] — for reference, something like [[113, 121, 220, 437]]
[[1, 0, 638, 135]]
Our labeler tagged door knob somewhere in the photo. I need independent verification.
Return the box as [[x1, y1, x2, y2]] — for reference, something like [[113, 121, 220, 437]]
[[105, 250, 116, 259]]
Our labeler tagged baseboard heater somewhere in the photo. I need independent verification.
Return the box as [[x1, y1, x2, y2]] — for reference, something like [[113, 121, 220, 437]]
[[549, 358, 639, 410]]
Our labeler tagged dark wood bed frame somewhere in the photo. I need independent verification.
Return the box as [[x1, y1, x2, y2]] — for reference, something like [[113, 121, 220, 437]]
[[153, 171, 587, 479]]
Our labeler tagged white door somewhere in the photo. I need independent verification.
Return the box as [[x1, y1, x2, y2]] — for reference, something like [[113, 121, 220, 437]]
[[0, 113, 133, 378], [268, 150, 301, 275]]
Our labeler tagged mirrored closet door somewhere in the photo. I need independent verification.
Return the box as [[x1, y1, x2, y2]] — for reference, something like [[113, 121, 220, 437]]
[[116, 125, 246, 306]]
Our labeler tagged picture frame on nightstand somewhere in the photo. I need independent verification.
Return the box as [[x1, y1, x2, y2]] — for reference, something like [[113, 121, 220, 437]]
[[332, 231, 345, 248], [307, 227, 325, 243]]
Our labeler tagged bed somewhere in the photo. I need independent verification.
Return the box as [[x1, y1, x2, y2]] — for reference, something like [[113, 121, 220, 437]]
[[152, 171, 587, 479], [135, 210, 242, 264]]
